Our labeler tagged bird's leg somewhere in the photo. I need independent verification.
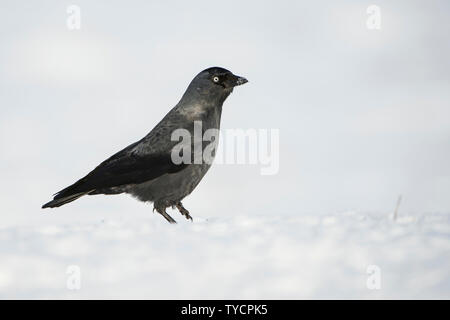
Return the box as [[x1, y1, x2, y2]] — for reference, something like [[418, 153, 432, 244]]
[[154, 207, 177, 224], [176, 202, 193, 221]]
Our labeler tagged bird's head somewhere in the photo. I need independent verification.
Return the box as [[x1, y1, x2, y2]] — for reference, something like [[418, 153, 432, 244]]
[[183, 67, 248, 105]]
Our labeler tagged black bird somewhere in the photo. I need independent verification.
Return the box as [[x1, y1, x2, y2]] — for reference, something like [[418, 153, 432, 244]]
[[42, 67, 248, 223]]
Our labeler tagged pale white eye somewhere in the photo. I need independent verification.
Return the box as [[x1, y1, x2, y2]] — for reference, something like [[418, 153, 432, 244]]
[[213, 76, 220, 83]]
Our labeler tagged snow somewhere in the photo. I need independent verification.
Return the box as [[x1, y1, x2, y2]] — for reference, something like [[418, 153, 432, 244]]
[[0, 211, 449, 299]]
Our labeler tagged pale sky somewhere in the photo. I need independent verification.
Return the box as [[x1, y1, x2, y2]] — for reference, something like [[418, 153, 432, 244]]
[[1, 0, 449, 226]]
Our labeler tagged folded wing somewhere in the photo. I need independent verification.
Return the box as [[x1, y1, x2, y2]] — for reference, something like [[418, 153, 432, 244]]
[[42, 142, 187, 208]]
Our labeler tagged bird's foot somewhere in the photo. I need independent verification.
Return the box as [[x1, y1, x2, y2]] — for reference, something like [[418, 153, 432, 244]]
[[154, 207, 177, 224], [176, 202, 193, 221]]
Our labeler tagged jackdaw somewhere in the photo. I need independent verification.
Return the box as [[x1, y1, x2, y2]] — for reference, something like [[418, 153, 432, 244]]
[[42, 67, 248, 223]]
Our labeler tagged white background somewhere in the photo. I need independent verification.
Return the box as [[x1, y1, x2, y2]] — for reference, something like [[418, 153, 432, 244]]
[[0, 0, 449, 299]]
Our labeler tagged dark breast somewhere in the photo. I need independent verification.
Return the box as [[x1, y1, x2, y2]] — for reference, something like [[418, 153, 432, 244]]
[[126, 105, 223, 206]]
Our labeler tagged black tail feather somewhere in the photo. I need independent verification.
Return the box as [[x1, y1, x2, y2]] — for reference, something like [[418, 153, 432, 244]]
[[42, 192, 89, 208], [42, 177, 94, 209]]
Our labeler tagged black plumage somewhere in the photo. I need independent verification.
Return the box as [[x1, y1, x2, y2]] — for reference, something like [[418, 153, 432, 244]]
[[42, 67, 248, 223]]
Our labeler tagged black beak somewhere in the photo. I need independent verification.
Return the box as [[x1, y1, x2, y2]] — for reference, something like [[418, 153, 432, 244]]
[[234, 75, 248, 86], [225, 74, 248, 88]]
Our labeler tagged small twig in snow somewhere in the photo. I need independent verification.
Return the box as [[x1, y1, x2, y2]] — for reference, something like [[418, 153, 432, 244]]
[[393, 195, 402, 221]]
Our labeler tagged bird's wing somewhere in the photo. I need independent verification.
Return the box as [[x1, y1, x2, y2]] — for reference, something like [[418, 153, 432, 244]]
[[50, 138, 187, 202], [42, 109, 194, 208]]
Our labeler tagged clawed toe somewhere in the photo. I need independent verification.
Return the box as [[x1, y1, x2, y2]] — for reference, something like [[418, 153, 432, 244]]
[[153, 203, 193, 223], [176, 203, 193, 221], [155, 207, 177, 224], [184, 212, 193, 221]]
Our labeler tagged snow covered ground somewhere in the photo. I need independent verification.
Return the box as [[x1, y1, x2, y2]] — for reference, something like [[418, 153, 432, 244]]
[[0, 211, 449, 299]]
